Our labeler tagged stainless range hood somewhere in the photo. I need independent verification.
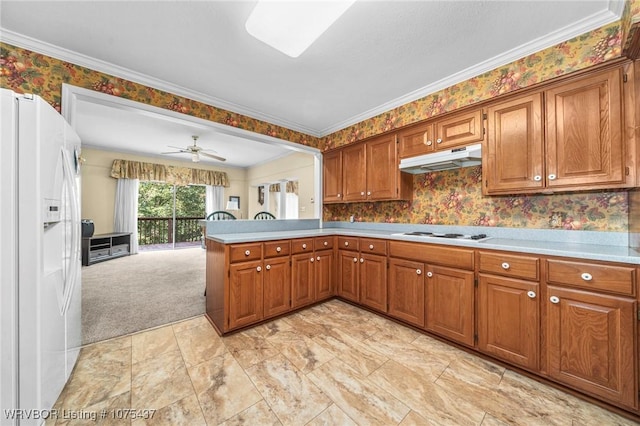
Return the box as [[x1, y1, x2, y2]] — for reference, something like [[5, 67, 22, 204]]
[[399, 143, 482, 173]]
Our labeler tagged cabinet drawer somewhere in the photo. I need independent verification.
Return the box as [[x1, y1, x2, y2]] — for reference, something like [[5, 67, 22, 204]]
[[479, 251, 539, 281], [338, 236, 359, 250], [291, 238, 314, 254], [110, 244, 129, 256], [89, 248, 110, 259], [360, 238, 387, 256], [263, 240, 290, 258], [546, 259, 635, 296], [389, 241, 473, 270], [229, 243, 262, 263], [314, 237, 334, 251]]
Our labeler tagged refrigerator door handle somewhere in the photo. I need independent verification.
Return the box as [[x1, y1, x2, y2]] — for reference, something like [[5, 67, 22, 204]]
[[60, 147, 80, 315]]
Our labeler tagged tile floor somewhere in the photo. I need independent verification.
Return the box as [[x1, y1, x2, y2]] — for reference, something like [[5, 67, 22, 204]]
[[48, 299, 639, 425]]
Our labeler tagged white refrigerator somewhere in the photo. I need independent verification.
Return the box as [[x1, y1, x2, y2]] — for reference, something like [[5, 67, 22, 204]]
[[1, 89, 82, 425]]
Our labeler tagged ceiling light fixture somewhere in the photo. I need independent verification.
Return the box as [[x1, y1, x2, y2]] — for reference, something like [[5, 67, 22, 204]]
[[245, 0, 356, 58], [191, 152, 200, 163]]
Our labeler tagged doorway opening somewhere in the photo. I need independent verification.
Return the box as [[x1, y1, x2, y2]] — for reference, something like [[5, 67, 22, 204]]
[[137, 182, 205, 251]]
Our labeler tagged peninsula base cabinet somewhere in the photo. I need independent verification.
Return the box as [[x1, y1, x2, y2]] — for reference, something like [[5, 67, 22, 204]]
[[388, 259, 425, 328]]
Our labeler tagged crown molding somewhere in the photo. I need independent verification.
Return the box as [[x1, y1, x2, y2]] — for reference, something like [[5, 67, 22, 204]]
[[0, 28, 322, 138], [318, 6, 623, 137]]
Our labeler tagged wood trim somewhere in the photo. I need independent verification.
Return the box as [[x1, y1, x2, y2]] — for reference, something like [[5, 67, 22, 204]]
[[624, 24, 640, 60]]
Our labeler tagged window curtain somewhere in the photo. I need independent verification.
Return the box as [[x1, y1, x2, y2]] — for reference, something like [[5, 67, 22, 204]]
[[205, 185, 224, 216], [110, 159, 229, 187], [114, 178, 140, 254], [285, 193, 299, 219]]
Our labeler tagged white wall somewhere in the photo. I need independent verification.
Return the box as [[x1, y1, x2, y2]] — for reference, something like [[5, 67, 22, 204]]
[[80, 147, 247, 234]]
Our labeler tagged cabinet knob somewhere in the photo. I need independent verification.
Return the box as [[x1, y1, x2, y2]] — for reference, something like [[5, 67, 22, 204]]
[[337, 193, 341, 197], [266, 265, 271, 270], [302, 243, 307, 249], [310, 258, 314, 263], [548, 174, 556, 180], [344, 241, 349, 247], [550, 296, 560, 304], [361, 191, 365, 196], [426, 140, 433, 146], [581, 272, 593, 281], [245, 250, 251, 256], [324, 241, 328, 246], [256, 266, 262, 272], [369, 244, 374, 250], [316, 256, 321, 261], [276, 246, 281, 252], [416, 269, 422, 275], [367, 191, 371, 196], [436, 138, 442, 144], [353, 257, 358, 262], [360, 258, 364, 263], [527, 291, 536, 299], [426, 271, 433, 277], [533, 175, 542, 182], [501, 262, 510, 270]]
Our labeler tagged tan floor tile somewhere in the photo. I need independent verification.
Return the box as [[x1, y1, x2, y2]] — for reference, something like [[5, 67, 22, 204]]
[[313, 328, 387, 377], [131, 350, 193, 411], [306, 403, 357, 426], [188, 351, 262, 425], [410, 334, 465, 358], [171, 315, 210, 335], [399, 410, 430, 426], [308, 358, 410, 426], [369, 360, 486, 425], [131, 326, 179, 364], [174, 322, 226, 367], [79, 336, 132, 361], [222, 328, 280, 369], [282, 313, 333, 338], [219, 400, 281, 426], [245, 354, 332, 426], [250, 318, 293, 339], [439, 352, 505, 388], [480, 413, 512, 426], [131, 394, 205, 426], [266, 330, 335, 373], [50, 391, 131, 426], [55, 347, 131, 411]]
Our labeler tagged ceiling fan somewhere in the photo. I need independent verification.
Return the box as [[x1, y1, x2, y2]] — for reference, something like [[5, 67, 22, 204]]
[[162, 135, 226, 163]]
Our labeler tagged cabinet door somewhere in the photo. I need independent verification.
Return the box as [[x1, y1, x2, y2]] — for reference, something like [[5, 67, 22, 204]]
[[434, 108, 484, 150], [291, 253, 315, 308], [398, 122, 434, 158], [315, 249, 334, 301], [323, 150, 343, 203], [359, 253, 388, 312], [338, 250, 359, 302], [388, 258, 425, 328], [546, 286, 636, 409], [366, 134, 398, 201], [425, 265, 475, 346], [478, 274, 539, 370], [229, 260, 263, 330], [263, 256, 291, 319], [342, 143, 367, 202], [485, 93, 544, 194], [545, 68, 625, 189]]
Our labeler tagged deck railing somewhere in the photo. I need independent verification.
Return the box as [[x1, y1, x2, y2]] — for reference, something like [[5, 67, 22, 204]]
[[137, 216, 203, 246]]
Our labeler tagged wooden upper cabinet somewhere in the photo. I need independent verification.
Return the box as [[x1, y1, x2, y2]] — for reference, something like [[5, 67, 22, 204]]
[[323, 150, 343, 203], [342, 143, 367, 202], [545, 67, 627, 189], [398, 108, 484, 159], [366, 134, 398, 200], [484, 93, 544, 194]]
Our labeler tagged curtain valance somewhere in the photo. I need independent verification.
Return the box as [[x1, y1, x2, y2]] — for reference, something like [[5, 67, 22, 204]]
[[269, 181, 298, 194], [110, 159, 229, 187]]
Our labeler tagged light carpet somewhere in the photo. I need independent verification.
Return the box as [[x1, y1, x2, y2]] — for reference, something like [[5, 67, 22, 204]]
[[81, 247, 206, 344]]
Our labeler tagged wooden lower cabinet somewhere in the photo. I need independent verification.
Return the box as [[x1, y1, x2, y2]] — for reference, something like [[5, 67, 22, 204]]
[[229, 260, 264, 330], [315, 249, 334, 301], [425, 265, 475, 346], [338, 249, 360, 302], [359, 253, 388, 312], [388, 258, 425, 328], [263, 256, 291, 319], [478, 274, 539, 370], [546, 286, 637, 409], [291, 252, 315, 308]]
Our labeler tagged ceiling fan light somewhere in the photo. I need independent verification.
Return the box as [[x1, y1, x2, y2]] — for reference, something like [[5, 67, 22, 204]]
[[245, 0, 355, 58], [192, 152, 200, 162]]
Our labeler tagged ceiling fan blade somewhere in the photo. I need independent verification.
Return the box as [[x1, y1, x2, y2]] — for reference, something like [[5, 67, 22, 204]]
[[200, 148, 219, 154], [200, 151, 226, 162], [167, 145, 189, 151], [161, 150, 187, 155]]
